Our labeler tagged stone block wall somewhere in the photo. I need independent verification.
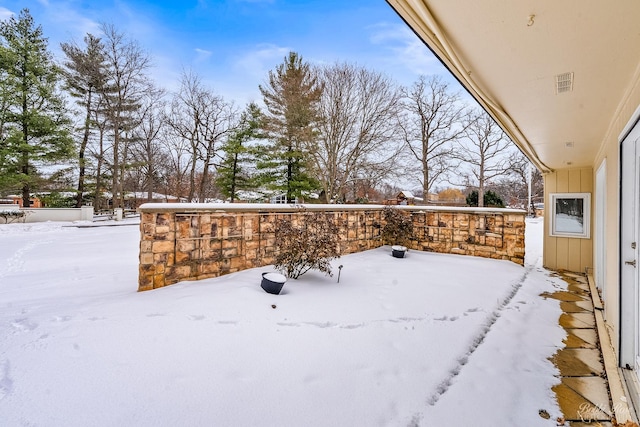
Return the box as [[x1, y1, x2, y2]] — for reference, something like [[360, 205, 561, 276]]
[[409, 211, 525, 263], [138, 204, 526, 291]]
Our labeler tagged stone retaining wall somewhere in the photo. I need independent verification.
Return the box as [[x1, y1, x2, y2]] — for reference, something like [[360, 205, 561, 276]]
[[138, 203, 526, 291]]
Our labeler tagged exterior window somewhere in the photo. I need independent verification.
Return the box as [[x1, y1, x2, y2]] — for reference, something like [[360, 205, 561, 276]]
[[549, 193, 591, 238], [270, 194, 287, 204]]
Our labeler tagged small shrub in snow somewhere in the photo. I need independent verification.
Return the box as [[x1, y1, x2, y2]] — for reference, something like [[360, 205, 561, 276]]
[[380, 206, 413, 246], [274, 210, 341, 279], [466, 190, 505, 208], [0, 209, 28, 224]]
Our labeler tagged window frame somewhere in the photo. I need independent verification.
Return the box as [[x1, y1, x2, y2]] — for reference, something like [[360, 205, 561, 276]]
[[549, 192, 591, 239]]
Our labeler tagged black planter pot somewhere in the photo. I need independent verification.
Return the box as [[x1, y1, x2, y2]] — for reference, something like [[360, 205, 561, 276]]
[[391, 245, 407, 258], [261, 272, 287, 295]]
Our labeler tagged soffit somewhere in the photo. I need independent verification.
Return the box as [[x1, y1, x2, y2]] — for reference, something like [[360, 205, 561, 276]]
[[387, 0, 640, 172]]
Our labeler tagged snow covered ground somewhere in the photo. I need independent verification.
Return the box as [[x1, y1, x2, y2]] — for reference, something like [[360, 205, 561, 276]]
[[0, 217, 566, 426]]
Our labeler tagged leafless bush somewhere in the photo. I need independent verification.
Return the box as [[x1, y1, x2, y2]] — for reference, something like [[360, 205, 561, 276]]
[[274, 211, 341, 279], [380, 206, 413, 246], [0, 210, 28, 224]]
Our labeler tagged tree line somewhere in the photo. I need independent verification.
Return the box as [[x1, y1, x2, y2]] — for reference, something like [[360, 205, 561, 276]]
[[0, 9, 541, 210]]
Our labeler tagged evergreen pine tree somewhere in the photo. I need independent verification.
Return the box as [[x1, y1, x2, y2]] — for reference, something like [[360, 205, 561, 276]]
[[466, 189, 505, 207], [258, 52, 322, 203], [217, 103, 263, 202], [0, 8, 73, 206]]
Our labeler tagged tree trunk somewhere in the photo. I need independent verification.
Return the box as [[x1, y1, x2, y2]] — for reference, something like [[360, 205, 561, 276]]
[[76, 88, 93, 208], [199, 168, 208, 203], [21, 77, 30, 208], [146, 161, 153, 201], [111, 118, 120, 209], [478, 160, 485, 207], [287, 146, 293, 203], [21, 154, 30, 207], [21, 157, 30, 209], [199, 157, 210, 203], [188, 138, 197, 202], [422, 162, 429, 203], [230, 153, 238, 203], [94, 126, 105, 210], [118, 132, 129, 209]]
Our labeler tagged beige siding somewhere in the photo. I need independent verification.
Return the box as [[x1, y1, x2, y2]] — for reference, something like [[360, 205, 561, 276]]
[[592, 71, 640, 352], [543, 167, 594, 272]]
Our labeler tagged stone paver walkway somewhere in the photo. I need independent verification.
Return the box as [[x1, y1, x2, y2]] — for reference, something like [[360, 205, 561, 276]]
[[546, 271, 639, 426]]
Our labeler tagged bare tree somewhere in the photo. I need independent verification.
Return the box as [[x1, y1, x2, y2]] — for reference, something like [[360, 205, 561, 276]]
[[377, 182, 403, 201], [314, 62, 402, 203], [165, 71, 201, 201], [455, 109, 514, 207], [399, 75, 467, 201], [161, 130, 191, 200], [99, 23, 152, 208], [497, 151, 544, 211], [130, 85, 167, 201], [165, 70, 237, 202], [195, 92, 237, 202]]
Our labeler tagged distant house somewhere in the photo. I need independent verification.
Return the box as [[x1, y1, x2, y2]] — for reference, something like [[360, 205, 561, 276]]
[[232, 190, 319, 204], [384, 191, 424, 205], [232, 190, 285, 204], [270, 193, 288, 204], [7, 195, 42, 208], [396, 191, 424, 205]]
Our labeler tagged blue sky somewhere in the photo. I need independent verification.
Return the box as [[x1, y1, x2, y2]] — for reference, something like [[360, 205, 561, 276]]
[[0, 0, 452, 106]]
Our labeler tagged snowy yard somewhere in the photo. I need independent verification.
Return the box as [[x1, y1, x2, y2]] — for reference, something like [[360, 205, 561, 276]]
[[0, 217, 566, 426]]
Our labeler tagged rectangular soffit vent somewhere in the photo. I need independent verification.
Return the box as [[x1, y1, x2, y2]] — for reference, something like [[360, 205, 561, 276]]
[[556, 72, 574, 94]]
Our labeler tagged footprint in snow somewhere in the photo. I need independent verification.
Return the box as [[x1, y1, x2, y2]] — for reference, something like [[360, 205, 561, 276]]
[[0, 240, 52, 279], [276, 322, 299, 327], [306, 321, 337, 328], [0, 359, 13, 401], [340, 323, 365, 330], [187, 314, 205, 321], [434, 315, 459, 322], [11, 318, 37, 333], [425, 267, 528, 407]]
